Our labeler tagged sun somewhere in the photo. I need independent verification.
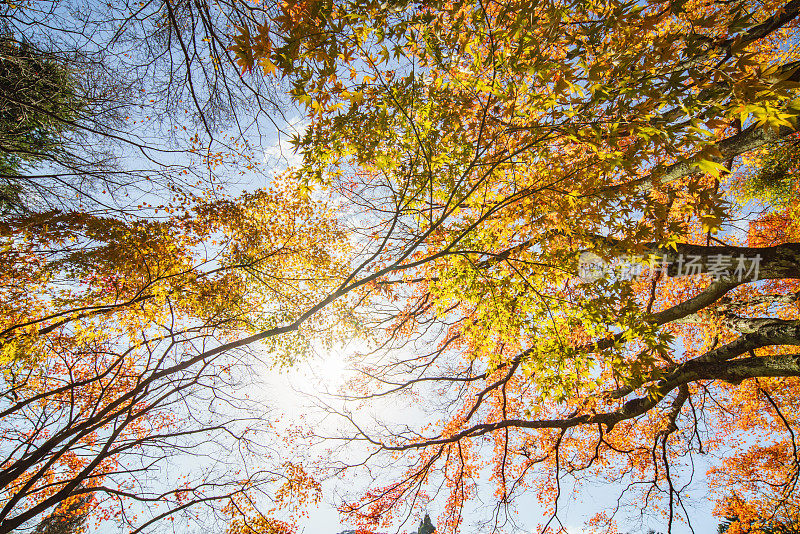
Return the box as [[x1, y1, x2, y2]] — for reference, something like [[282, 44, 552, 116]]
[[299, 345, 351, 394]]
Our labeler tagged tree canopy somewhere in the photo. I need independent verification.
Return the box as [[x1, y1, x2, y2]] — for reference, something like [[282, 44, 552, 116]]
[[230, 0, 800, 532], [2, 0, 800, 533], [0, 36, 85, 211]]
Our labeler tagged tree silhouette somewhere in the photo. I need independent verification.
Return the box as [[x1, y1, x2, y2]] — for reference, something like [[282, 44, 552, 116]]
[[417, 514, 435, 534]]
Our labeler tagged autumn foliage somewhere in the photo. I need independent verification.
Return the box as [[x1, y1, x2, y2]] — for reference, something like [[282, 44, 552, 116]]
[[4, 0, 800, 533], [228, 0, 800, 532]]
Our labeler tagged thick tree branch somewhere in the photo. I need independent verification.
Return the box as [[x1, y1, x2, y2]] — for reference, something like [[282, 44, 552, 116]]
[[378, 313, 800, 450], [378, 352, 800, 451]]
